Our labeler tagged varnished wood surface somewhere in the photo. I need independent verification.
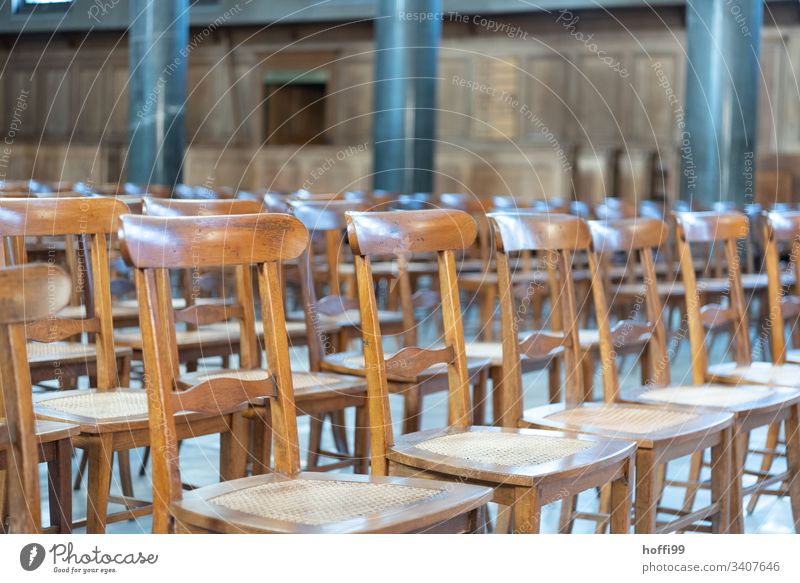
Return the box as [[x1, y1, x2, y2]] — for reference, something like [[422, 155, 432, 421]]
[[389, 426, 635, 488]]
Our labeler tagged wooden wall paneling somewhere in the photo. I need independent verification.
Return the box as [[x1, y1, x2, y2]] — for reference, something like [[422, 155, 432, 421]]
[[42, 66, 71, 139], [572, 146, 614, 203], [615, 147, 650, 202], [109, 63, 129, 142], [255, 147, 301, 191], [521, 54, 570, 146], [631, 53, 681, 144], [74, 62, 109, 141], [437, 56, 471, 141], [573, 53, 623, 144], [332, 58, 373, 145], [5, 67, 38, 140], [470, 56, 520, 141]]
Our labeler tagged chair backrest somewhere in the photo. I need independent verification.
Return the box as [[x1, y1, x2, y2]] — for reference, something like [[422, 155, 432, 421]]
[[0, 263, 71, 532], [487, 213, 586, 424], [675, 211, 752, 383], [119, 212, 309, 531], [346, 209, 477, 475], [291, 200, 368, 369], [491, 214, 671, 421], [144, 197, 264, 217], [763, 210, 800, 365], [0, 197, 130, 389], [588, 218, 672, 392]]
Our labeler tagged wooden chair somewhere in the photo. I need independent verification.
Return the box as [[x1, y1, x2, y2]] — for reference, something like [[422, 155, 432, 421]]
[[0, 199, 134, 390], [678, 208, 800, 522], [0, 264, 78, 533], [11, 197, 244, 533], [676, 211, 800, 389], [590, 218, 800, 532], [119, 211, 492, 533], [297, 204, 492, 434], [348, 208, 636, 533], [491, 212, 734, 534], [145, 197, 369, 474]]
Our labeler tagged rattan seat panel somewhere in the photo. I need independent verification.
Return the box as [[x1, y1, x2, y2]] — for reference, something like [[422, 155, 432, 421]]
[[546, 405, 698, 434], [710, 362, 800, 387], [115, 328, 237, 347], [639, 386, 769, 408], [464, 342, 503, 366], [415, 431, 593, 467], [196, 370, 348, 390], [27, 341, 94, 358], [208, 479, 441, 526], [38, 391, 148, 419]]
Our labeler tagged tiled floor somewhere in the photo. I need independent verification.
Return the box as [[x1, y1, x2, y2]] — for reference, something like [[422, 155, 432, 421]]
[[36, 302, 796, 534]]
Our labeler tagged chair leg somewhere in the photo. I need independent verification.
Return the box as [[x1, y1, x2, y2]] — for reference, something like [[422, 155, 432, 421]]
[[471, 369, 488, 426], [306, 416, 323, 471], [680, 451, 704, 514], [710, 427, 732, 534], [138, 447, 150, 477], [513, 487, 542, 534], [596, 483, 612, 533], [86, 434, 113, 534], [729, 431, 747, 534], [784, 406, 800, 532], [634, 449, 657, 534], [746, 421, 781, 513], [468, 505, 489, 534], [0, 469, 6, 533], [402, 387, 423, 434], [220, 413, 248, 481], [329, 410, 349, 455], [353, 405, 369, 474], [73, 450, 88, 490], [495, 504, 512, 533], [558, 495, 577, 533], [47, 438, 73, 534], [490, 366, 504, 426], [548, 356, 562, 404], [250, 413, 272, 475], [609, 457, 632, 534], [479, 286, 497, 342], [117, 450, 134, 498], [580, 351, 595, 402]]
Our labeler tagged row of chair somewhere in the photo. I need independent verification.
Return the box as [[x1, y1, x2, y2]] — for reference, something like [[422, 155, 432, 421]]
[[0, 192, 799, 534]]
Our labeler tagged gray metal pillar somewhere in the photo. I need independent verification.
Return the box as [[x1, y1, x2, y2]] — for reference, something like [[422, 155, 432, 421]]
[[373, 0, 441, 194], [127, 0, 189, 188], [681, 0, 762, 207]]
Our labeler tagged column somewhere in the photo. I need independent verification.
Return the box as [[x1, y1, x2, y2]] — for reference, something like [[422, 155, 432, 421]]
[[373, 0, 441, 194], [681, 0, 762, 207], [127, 0, 189, 188]]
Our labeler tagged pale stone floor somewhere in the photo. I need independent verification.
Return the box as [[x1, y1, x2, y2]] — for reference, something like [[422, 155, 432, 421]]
[[38, 302, 795, 534]]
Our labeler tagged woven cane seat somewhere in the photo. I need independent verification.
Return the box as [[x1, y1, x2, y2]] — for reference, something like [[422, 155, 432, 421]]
[[196, 370, 353, 390], [58, 304, 139, 320], [36, 390, 148, 420], [414, 431, 593, 467], [708, 361, 800, 388], [208, 478, 441, 526], [638, 385, 771, 408], [207, 320, 309, 338], [27, 341, 95, 358], [115, 328, 238, 350], [27, 341, 131, 365], [545, 405, 698, 434]]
